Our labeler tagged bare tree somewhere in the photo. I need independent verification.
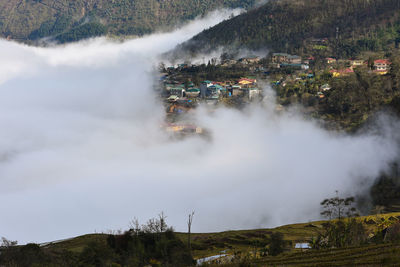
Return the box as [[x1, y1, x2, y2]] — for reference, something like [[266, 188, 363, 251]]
[[0, 237, 17, 248], [129, 217, 141, 236], [187, 211, 195, 250], [320, 190, 359, 220], [158, 212, 167, 232], [140, 212, 169, 234], [142, 218, 159, 233]]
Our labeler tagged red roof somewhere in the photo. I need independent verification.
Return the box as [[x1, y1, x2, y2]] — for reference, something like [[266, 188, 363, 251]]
[[374, 59, 391, 65], [344, 68, 354, 73]]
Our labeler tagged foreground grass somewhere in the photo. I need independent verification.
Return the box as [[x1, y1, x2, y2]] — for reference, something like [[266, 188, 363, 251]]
[[41, 234, 108, 254], [206, 243, 400, 266], [174, 212, 400, 260], [39, 212, 400, 265]]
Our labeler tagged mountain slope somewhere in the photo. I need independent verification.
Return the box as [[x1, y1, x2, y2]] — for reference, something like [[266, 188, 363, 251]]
[[2, 213, 400, 266], [0, 0, 255, 42], [178, 0, 400, 56]]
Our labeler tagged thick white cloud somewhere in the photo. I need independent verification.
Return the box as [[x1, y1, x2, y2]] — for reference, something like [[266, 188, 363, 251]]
[[0, 9, 399, 244]]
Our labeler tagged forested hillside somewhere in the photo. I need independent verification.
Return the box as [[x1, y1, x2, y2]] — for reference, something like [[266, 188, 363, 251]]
[[0, 0, 255, 43], [180, 0, 400, 57]]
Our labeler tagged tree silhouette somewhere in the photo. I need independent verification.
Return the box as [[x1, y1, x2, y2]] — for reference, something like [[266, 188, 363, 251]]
[[320, 190, 359, 220]]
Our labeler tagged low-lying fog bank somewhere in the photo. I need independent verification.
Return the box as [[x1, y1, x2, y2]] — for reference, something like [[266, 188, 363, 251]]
[[0, 9, 399, 244]]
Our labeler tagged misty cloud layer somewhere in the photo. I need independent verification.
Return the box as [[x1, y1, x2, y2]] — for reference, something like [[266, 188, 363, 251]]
[[0, 9, 399, 244]]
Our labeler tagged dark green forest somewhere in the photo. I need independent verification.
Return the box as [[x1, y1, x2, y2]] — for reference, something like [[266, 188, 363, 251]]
[[0, 0, 255, 43], [180, 0, 400, 58]]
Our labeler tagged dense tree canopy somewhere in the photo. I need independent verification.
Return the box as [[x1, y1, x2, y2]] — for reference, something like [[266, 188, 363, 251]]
[[181, 0, 400, 57], [0, 0, 255, 42]]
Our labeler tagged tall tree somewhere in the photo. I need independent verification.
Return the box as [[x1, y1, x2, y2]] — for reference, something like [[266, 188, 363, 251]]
[[320, 191, 359, 220], [187, 211, 195, 252]]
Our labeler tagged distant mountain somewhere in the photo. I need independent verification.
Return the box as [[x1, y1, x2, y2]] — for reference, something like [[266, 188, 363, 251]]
[[0, 0, 255, 43], [177, 0, 400, 57]]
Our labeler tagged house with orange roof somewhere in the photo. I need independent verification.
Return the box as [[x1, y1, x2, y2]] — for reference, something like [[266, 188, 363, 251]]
[[373, 59, 391, 74], [238, 78, 257, 87]]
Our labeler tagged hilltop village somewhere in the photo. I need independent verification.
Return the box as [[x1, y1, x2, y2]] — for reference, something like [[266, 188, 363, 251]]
[[158, 56, 266, 136], [159, 49, 395, 134]]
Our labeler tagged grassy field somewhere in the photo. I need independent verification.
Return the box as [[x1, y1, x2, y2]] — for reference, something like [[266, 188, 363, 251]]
[[252, 243, 400, 266], [174, 213, 400, 260], [37, 212, 400, 266], [202, 243, 400, 266], [42, 233, 108, 254]]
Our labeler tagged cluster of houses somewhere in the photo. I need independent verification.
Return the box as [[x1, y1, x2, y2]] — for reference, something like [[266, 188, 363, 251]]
[[272, 55, 392, 100], [220, 56, 266, 72], [164, 78, 261, 103], [271, 52, 392, 76], [271, 53, 310, 70], [326, 58, 391, 76], [160, 71, 263, 135], [159, 58, 266, 136], [170, 56, 266, 72], [159, 51, 394, 135]]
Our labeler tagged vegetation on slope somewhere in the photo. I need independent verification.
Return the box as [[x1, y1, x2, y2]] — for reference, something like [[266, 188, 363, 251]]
[[0, 216, 193, 267], [371, 162, 400, 213], [180, 0, 400, 57], [169, 0, 400, 131], [2, 213, 400, 266], [0, 0, 255, 43], [212, 243, 400, 266], [274, 54, 400, 130]]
